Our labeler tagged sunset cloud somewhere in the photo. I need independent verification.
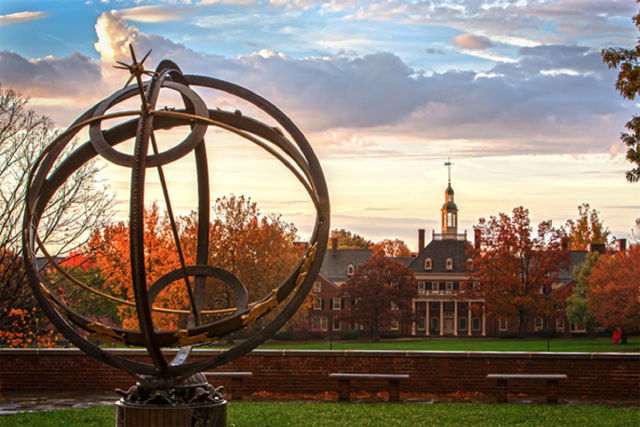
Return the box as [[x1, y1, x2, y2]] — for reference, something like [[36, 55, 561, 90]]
[[452, 34, 495, 50], [0, 11, 49, 26]]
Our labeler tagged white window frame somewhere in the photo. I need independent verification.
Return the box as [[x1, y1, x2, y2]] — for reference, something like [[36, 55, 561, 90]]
[[391, 319, 399, 330], [446, 258, 453, 270], [313, 281, 321, 292], [333, 320, 341, 331], [459, 317, 467, 331], [431, 317, 440, 331], [311, 316, 327, 331], [417, 318, 426, 330], [556, 318, 564, 332], [347, 264, 355, 276], [312, 298, 322, 310], [418, 282, 426, 294], [332, 298, 342, 310], [445, 282, 453, 293], [570, 322, 586, 333], [499, 318, 508, 331], [535, 317, 543, 331], [390, 301, 399, 310], [472, 317, 481, 331], [424, 258, 432, 270], [431, 282, 439, 294]]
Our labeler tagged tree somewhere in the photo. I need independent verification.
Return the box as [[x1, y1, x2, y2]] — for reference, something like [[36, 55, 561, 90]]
[[563, 204, 613, 250], [565, 251, 600, 338], [338, 253, 417, 342], [586, 245, 640, 344], [631, 217, 640, 244], [602, 4, 640, 183], [329, 229, 373, 250], [0, 86, 115, 347], [458, 207, 571, 339], [372, 239, 412, 257]]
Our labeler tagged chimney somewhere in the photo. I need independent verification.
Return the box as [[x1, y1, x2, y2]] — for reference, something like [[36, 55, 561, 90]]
[[418, 229, 425, 253], [589, 243, 606, 254], [331, 237, 338, 255], [474, 228, 481, 250], [618, 238, 627, 252], [561, 237, 568, 251]]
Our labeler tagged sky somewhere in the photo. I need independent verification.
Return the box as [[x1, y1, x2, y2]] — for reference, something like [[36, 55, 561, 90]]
[[0, 0, 639, 250]]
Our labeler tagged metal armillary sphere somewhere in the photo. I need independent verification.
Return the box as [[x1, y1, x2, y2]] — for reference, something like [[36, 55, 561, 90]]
[[22, 46, 330, 404]]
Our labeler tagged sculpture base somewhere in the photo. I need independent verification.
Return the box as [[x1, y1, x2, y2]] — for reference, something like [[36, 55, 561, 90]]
[[115, 400, 227, 427]]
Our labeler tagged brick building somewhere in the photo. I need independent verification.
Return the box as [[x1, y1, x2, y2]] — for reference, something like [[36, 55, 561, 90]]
[[307, 177, 625, 338]]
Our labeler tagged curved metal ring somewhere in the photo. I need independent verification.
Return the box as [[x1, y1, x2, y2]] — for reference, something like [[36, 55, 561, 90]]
[[89, 81, 209, 168]]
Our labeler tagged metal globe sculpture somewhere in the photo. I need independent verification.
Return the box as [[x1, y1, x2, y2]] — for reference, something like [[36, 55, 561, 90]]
[[22, 47, 330, 415]]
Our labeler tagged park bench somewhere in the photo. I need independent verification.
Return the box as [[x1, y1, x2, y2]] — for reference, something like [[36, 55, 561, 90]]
[[487, 374, 567, 403], [204, 372, 253, 400], [329, 373, 410, 402]]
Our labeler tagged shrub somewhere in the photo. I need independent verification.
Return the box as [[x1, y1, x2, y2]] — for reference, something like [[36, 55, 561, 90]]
[[538, 328, 557, 339], [273, 331, 292, 341], [380, 332, 400, 339], [338, 329, 360, 340], [499, 332, 519, 339]]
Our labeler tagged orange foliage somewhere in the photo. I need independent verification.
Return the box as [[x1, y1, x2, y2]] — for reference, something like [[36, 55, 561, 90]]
[[372, 239, 412, 257], [0, 307, 63, 348]]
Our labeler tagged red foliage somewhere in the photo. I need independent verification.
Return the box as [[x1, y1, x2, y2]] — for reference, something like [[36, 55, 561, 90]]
[[586, 245, 640, 332], [458, 206, 571, 338]]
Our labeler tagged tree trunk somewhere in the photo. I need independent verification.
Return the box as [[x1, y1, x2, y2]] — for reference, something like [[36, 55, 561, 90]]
[[621, 329, 628, 344], [373, 322, 380, 343], [518, 312, 527, 339]]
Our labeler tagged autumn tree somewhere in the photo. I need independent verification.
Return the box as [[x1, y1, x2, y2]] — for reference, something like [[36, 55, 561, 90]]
[[0, 86, 115, 347], [563, 204, 613, 250], [565, 251, 600, 338], [338, 253, 417, 342], [586, 245, 640, 344], [458, 207, 571, 339], [372, 239, 412, 257], [329, 229, 373, 250], [602, 3, 640, 183]]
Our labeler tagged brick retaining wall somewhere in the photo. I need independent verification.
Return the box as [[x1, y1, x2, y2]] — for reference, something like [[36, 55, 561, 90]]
[[1, 349, 638, 399]]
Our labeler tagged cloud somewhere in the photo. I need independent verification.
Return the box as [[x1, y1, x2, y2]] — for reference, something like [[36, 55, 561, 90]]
[[0, 11, 49, 26], [452, 34, 495, 50], [426, 48, 444, 55], [113, 6, 187, 23]]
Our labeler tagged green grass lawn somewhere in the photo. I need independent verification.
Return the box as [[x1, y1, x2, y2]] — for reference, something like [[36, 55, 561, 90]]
[[226, 337, 640, 353], [1, 402, 638, 427]]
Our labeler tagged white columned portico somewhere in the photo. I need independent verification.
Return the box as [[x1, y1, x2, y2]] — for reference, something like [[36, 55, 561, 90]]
[[453, 301, 458, 336], [482, 306, 487, 336], [439, 301, 444, 336], [468, 306, 472, 336], [411, 300, 416, 335], [426, 300, 430, 336]]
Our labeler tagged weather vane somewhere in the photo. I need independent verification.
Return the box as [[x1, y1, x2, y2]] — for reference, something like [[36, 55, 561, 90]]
[[23, 45, 330, 426], [445, 157, 454, 184]]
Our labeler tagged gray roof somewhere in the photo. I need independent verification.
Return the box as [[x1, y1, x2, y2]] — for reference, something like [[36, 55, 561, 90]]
[[393, 256, 415, 267], [558, 251, 588, 282], [319, 249, 373, 282], [409, 239, 469, 274]]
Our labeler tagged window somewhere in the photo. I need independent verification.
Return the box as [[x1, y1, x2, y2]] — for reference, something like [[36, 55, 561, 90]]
[[431, 318, 439, 331], [313, 281, 321, 292], [446, 258, 453, 270], [472, 282, 480, 288], [424, 258, 432, 270], [418, 282, 426, 294], [390, 301, 399, 310], [430, 302, 440, 311], [535, 318, 543, 331], [570, 323, 586, 333], [333, 320, 341, 331], [355, 322, 363, 330], [347, 264, 355, 276], [431, 282, 439, 294], [499, 318, 508, 331], [332, 298, 342, 310], [556, 319, 564, 332], [417, 318, 426, 330], [447, 212, 454, 227], [445, 282, 453, 293], [311, 316, 327, 331], [459, 317, 467, 331], [472, 318, 481, 331], [391, 319, 399, 330], [312, 298, 324, 310], [443, 302, 454, 312]]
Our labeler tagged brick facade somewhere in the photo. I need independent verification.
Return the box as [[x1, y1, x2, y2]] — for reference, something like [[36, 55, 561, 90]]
[[1, 349, 637, 399]]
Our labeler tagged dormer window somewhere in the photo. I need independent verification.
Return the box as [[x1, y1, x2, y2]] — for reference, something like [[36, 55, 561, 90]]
[[424, 258, 432, 270], [446, 258, 453, 270], [347, 264, 355, 276], [313, 282, 321, 292]]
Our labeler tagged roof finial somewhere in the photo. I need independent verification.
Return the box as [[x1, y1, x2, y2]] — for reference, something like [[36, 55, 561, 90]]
[[444, 157, 454, 185]]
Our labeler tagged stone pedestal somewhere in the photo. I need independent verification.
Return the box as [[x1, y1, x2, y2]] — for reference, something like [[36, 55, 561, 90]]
[[115, 400, 227, 427]]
